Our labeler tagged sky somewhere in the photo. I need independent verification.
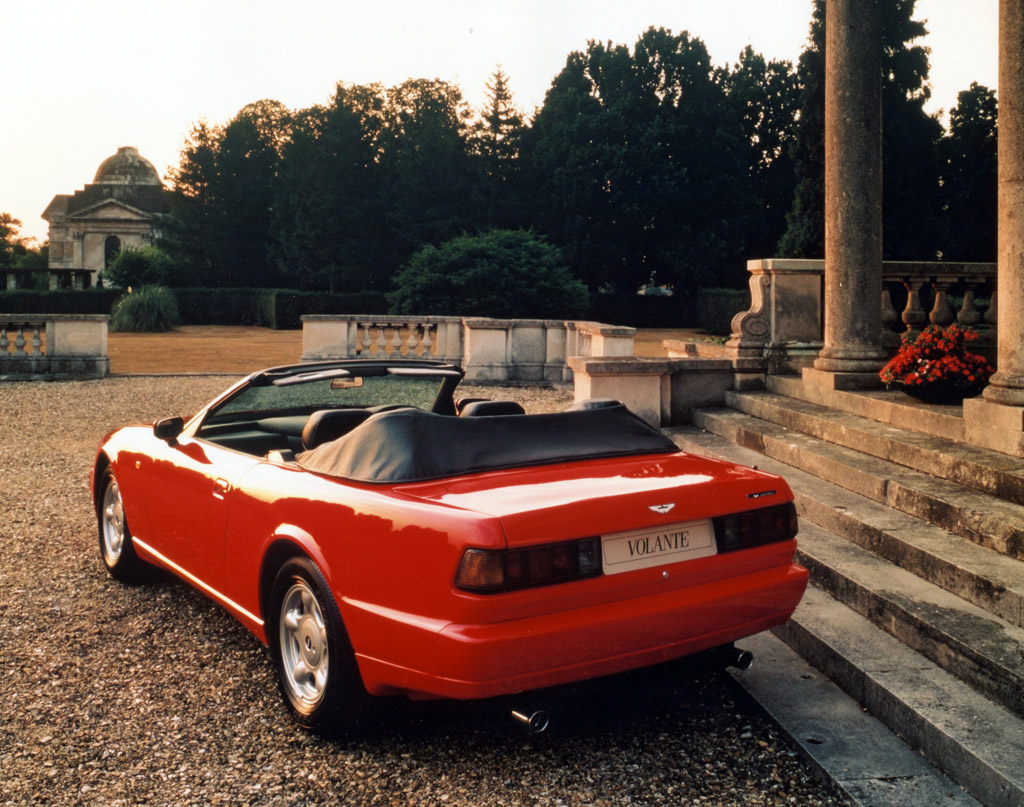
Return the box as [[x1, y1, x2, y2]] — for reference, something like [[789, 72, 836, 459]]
[[1, 0, 998, 244]]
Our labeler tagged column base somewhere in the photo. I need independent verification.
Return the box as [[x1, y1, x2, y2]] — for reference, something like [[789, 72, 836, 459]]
[[803, 367, 883, 392], [982, 372, 1024, 407], [811, 344, 884, 374]]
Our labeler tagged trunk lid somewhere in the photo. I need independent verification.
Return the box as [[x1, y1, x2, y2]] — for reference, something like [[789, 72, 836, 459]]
[[394, 451, 791, 547]]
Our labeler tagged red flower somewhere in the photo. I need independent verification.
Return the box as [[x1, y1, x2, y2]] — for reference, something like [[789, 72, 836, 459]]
[[880, 325, 993, 393]]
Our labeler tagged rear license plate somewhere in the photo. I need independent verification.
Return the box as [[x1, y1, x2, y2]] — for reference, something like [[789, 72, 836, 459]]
[[602, 520, 716, 574]]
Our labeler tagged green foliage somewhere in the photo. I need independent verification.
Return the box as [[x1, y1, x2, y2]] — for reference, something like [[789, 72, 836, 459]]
[[110, 286, 182, 333], [379, 79, 481, 258], [103, 246, 178, 289], [940, 83, 997, 261], [471, 67, 528, 229], [268, 290, 389, 329], [0, 213, 47, 273], [778, 0, 944, 259], [271, 84, 391, 292], [164, 100, 292, 287], [1, 213, 23, 268], [169, 288, 389, 328], [388, 230, 588, 319], [521, 27, 749, 293], [0, 288, 121, 314], [724, 47, 800, 261], [695, 288, 749, 335]]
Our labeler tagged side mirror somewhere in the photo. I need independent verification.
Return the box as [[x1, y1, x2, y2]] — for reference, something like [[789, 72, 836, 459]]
[[154, 416, 185, 443]]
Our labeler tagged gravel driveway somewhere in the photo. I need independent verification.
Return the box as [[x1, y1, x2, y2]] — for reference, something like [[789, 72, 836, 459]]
[[0, 377, 839, 807]]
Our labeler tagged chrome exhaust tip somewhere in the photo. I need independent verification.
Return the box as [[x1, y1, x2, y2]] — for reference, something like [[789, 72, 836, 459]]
[[726, 647, 754, 670], [511, 708, 550, 734]]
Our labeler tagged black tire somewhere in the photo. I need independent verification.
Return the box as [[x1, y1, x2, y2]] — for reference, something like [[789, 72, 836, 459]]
[[97, 467, 149, 584], [268, 557, 372, 736]]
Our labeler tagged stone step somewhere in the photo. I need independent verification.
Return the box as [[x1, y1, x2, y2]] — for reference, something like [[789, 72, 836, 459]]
[[669, 426, 1024, 628], [795, 521, 1024, 719], [691, 405, 1024, 561], [673, 426, 1024, 717], [768, 373, 968, 443], [730, 631, 983, 807], [776, 586, 1024, 807], [722, 388, 1024, 507]]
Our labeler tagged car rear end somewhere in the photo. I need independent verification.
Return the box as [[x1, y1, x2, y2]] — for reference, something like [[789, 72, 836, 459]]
[[359, 451, 807, 700]]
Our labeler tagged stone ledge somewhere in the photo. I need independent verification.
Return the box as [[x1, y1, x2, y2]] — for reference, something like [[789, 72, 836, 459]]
[[567, 356, 672, 375], [964, 397, 1024, 458]]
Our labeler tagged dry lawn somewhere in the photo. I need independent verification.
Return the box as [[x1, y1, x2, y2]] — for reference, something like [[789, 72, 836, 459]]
[[107, 325, 706, 374]]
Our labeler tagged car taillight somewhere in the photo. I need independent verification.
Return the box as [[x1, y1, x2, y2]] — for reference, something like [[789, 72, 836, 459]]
[[713, 502, 798, 553], [456, 537, 602, 593]]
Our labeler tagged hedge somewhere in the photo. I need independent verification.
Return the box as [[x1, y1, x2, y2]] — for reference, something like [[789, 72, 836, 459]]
[[585, 288, 746, 334], [0, 288, 121, 315], [0, 286, 745, 333], [0, 288, 389, 330]]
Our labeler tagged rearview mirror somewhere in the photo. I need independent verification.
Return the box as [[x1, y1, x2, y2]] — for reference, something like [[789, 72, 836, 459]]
[[154, 416, 185, 443]]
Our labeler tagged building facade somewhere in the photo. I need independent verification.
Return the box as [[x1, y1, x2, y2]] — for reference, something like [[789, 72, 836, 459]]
[[41, 146, 170, 289]]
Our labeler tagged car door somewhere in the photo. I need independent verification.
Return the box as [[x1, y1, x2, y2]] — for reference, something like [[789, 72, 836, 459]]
[[142, 432, 261, 594]]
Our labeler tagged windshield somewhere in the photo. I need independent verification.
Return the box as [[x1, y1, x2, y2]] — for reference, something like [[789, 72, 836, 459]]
[[203, 372, 452, 424]]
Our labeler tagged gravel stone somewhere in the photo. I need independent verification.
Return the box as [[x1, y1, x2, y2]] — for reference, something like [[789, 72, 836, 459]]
[[0, 376, 840, 807]]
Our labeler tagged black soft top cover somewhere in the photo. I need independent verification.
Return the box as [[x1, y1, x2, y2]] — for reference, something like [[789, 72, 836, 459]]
[[296, 404, 677, 484]]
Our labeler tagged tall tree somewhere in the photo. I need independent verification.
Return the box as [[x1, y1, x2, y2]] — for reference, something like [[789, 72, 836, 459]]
[[379, 78, 480, 258], [940, 83, 998, 261], [0, 212, 23, 268], [272, 84, 390, 291], [471, 67, 527, 229], [522, 27, 748, 293], [724, 46, 800, 261], [165, 100, 292, 287], [778, 0, 943, 259]]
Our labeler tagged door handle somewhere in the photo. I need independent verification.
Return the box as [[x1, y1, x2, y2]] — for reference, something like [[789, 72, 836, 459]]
[[214, 478, 231, 499]]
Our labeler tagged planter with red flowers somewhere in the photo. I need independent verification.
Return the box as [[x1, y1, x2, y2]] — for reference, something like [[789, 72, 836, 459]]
[[879, 324, 994, 404]]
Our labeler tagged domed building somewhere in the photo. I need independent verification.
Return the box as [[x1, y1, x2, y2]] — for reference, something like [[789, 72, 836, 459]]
[[42, 146, 171, 289]]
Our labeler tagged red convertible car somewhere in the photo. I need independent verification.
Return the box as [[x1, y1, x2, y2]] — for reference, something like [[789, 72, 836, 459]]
[[91, 359, 807, 735]]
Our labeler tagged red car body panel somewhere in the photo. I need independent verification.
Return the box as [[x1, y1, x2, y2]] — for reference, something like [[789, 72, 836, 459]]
[[91, 365, 807, 704]]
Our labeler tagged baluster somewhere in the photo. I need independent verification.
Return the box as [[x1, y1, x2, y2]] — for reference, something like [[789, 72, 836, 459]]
[[376, 324, 388, 357], [984, 281, 998, 326], [957, 283, 982, 326], [901, 278, 927, 335], [404, 325, 419, 357], [881, 287, 899, 332], [421, 325, 433, 357], [14, 326, 27, 355], [0, 327, 8, 355], [30, 324, 43, 356], [391, 325, 404, 356], [360, 323, 372, 356], [929, 278, 955, 326]]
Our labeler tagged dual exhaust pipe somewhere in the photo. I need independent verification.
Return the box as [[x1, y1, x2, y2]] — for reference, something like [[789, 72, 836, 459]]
[[510, 645, 754, 733]]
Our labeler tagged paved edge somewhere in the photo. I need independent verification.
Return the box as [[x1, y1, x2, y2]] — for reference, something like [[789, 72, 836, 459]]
[[730, 631, 981, 807]]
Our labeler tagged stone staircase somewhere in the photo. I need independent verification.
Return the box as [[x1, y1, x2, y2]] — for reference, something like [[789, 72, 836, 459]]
[[666, 375, 1024, 807]]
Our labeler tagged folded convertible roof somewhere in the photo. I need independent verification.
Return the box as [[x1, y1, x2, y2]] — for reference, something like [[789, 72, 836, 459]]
[[295, 403, 677, 484]]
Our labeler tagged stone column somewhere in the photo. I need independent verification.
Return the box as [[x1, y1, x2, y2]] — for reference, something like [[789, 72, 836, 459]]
[[984, 0, 1024, 406], [812, 0, 887, 378]]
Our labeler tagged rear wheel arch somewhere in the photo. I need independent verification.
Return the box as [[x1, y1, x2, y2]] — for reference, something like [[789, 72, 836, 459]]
[[259, 539, 307, 638], [92, 453, 112, 512]]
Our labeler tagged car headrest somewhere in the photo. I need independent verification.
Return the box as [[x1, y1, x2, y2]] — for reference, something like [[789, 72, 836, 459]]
[[301, 409, 372, 450], [458, 400, 526, 417]]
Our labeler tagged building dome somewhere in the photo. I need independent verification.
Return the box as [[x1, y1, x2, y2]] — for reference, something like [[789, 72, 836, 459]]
[[93, 146, 162, 186]]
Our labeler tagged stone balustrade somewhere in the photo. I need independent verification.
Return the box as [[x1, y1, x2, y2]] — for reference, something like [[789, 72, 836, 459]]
[[0, 314, 109, 378], [727, 259, 997, 374], [301, 315, 635, 383]]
